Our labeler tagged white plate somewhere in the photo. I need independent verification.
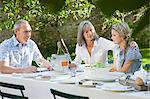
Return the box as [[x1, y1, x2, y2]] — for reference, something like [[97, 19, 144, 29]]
[[79, 84, 95, 87], [53, 71, 69, 75], [59, 77, 76, 84], [22, 73, 40, 78], [87, 75, 118, 82], [50, 74, 71, 81], [12, 73, 39, 78], [97, 77, 117, 82], [101, 83, 134, 92], [108, 72, 125, 77], [12, 73, 22, 77]]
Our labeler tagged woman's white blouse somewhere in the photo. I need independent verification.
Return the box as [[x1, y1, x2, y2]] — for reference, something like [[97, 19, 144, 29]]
[[72, 37, 115, 66]]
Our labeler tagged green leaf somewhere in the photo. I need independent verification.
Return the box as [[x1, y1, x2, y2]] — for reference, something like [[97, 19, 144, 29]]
[[93, 62, 105, 68]]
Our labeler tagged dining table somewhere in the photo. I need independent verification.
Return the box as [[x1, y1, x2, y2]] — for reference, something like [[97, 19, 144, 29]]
[[0, 65, 149, 99]]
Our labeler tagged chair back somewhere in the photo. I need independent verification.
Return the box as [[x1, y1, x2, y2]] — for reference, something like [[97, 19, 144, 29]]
[[0, 82, 28, 99], [50, 89, 89, 99]]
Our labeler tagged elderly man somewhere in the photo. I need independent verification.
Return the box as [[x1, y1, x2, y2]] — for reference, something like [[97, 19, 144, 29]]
[[0, 19, 52, 73]]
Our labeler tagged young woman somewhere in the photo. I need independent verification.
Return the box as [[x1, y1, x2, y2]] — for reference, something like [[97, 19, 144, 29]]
[[110, 22, 142, 74]]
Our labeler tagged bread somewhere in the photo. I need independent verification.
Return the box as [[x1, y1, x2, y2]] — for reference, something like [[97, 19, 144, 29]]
[[40, 76, 51, 80], [135, 77, 144, 86]]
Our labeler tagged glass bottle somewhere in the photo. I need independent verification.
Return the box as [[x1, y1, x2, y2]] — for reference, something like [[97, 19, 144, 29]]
[[56, 41, 66, 72], [57, 41, 64, 55]]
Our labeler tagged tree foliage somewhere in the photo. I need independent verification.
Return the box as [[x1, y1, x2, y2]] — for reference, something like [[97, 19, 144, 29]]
[[95, 0, 150, 35], [0, 0, 95, 32], [0, 0, 95, 57], [0, 0, 149, 58]]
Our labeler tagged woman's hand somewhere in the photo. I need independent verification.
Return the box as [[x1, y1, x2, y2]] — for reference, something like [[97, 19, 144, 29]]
[[109, 67, 117, 72], [68, 63, 77, 69], [129, 41, 138, 49]]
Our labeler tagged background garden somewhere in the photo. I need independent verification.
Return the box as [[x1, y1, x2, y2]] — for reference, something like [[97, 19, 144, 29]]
[[0, 0, 149, 66]]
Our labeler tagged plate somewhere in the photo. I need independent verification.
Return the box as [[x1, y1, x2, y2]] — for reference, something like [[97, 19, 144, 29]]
[[101, 83, 134, 92], [35, 75, 51, 80], [22, 73, 40, 78], [59, 77, 76, 84], [108, 72, 125, 77], [12, 73, 23, 77], [53, 71, 69, 75], [50, 74, 71, 81], [87, 75, 118, 82], [98, 77, 117, 82], [12, 73, 39, 78]]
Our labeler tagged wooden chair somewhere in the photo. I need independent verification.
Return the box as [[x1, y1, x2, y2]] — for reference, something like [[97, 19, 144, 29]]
[[50, 89, 89, 99], [0, 82, 28, 99]]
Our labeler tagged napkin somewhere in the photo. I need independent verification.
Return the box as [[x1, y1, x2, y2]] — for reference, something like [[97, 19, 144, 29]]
[[131, 69, 147, 83]]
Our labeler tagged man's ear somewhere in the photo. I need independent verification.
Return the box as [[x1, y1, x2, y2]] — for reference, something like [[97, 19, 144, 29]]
[[14, 29, 19, 35]]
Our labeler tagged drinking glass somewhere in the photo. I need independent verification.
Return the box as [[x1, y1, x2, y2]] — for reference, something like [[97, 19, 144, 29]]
[[69, 66, 76, 77], [36, 59, 44, 73]]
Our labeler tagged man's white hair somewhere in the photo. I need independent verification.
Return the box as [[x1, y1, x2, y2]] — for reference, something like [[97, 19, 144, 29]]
[[14, 19, 29, 32]]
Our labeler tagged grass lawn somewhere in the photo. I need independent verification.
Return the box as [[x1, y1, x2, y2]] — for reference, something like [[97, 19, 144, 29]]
[[108, 48, 150, 66], [140, 48, 150, 66]]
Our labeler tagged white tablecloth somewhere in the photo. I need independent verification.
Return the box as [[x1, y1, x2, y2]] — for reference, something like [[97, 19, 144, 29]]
[[0, 70, 149, 99]]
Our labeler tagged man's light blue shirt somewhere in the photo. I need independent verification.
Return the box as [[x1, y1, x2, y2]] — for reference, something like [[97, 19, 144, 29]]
[[0, 35, 42, 67]]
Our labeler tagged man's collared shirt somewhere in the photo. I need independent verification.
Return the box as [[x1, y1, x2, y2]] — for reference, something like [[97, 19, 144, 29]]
[[0, 35, 42, 67]]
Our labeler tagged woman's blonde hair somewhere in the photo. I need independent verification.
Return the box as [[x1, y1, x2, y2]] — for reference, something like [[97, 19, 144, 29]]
[[112, 22, 132, 43], [112, 22, 133, 68], [77, 20, 99, 46]]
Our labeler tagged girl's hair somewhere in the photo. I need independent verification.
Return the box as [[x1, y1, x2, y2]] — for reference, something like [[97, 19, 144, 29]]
[[77, 20, 99, 46], [112, 22, 132, 68], [112, 22, 132, 45]]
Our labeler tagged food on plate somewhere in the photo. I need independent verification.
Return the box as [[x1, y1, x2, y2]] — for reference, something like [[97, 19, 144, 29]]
[[135, 77, 144, 86], [40, 76, 51, 80], [93, 62, 105, 68]]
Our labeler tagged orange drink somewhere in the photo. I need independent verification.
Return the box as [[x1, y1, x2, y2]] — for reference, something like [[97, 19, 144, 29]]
[[61, 60, 69, 67]]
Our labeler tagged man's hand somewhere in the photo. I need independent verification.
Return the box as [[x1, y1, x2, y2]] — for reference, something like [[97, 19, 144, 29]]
[[36, 58, 53, 70], [0, 61, 37, 73], [42, 59, 53, 70], [23, 66, 37, 73]]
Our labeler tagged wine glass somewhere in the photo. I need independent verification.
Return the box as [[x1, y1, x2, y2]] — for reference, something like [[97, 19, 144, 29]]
[[36, 59, 44, 73], [69, 66, 76, 77]]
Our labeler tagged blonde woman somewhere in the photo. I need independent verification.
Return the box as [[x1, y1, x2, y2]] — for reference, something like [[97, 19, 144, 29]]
[[110, 22, 142, 74]]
